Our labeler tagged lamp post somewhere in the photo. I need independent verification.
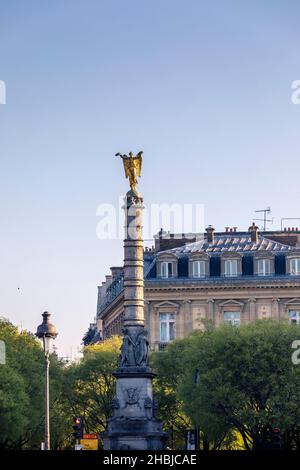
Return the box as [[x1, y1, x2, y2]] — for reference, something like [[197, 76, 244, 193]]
[[36, 312, 58, 451]]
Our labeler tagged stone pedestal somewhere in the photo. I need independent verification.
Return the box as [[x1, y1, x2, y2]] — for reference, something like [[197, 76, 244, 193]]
[[104, 190, 167, 450]]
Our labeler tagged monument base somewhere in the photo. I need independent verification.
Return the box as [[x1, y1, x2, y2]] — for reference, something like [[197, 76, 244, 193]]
[[104, 369, 168, 450], [104, 417, 167, 450]]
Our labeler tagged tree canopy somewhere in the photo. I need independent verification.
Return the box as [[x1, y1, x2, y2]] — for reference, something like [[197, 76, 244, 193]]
[[1, 317, 300, 450], [174, 320, 300, 449]]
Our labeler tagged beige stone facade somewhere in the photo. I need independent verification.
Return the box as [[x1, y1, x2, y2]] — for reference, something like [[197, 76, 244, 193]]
[[98, 278, 300, 351], [85, 227, 300, 350]]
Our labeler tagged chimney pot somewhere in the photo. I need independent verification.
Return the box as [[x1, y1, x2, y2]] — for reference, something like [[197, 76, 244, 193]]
[[206, 225, 215, 244], [249, 222, 259, 244]]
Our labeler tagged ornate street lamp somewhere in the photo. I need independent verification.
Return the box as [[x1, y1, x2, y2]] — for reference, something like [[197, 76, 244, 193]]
[[36, 312, 58, 450]]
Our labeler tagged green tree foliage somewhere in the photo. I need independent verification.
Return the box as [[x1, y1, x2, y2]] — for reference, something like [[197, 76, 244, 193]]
[[58, 336, 121, 448], [0, 318, 65, 449], [0, 320, 121, 450], [2, 316, 300, 450], [151, 341, 190, 449], [177, 320, 300, 449]]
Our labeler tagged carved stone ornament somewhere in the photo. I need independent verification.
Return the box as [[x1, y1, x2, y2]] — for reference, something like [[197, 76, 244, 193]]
[[123, 387, 141, 407], [144, 397, 153, 409]]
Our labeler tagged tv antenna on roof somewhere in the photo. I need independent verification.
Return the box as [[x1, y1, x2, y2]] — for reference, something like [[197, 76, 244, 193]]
[[254, 207, 273, 231]]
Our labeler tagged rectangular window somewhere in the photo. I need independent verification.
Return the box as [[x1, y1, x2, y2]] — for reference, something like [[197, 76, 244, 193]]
[[224, 311, 241, 327], [289, 310, 300, 325], [192, 260, 205, 278], [290, 259, 300, 275], [224, 259, 238, 277], [159, 313, 176, 342], [258, 259, 271, 276], [161, 261, 173, 278]]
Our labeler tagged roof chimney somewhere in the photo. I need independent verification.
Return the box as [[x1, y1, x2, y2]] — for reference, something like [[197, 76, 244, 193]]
[[206, 225, 215, 244], [249, 222, 259, 244]]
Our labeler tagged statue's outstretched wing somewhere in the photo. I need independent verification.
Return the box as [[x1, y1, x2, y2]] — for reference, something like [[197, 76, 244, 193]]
[[134, 151, 143, 177], [122, 158, 131, 179]]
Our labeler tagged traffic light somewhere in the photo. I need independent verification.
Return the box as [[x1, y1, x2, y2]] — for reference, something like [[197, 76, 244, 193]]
[[73, 417, 84, 440], [270, 428, 282, 450], [185, 429, 199, 450]]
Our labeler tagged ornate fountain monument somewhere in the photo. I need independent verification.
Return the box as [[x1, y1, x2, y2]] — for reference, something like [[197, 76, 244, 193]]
[[104, 151, 167, 450]]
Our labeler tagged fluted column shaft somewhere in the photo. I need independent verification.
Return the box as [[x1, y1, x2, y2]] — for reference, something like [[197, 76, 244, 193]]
[[123, 197, 145, 328]]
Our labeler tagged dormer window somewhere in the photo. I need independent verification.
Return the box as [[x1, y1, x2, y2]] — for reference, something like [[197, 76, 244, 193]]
[[254, 254, 274, 276], [161, 261, 173, 278], [224, 259, 238, 277], [157, 253, 178, 279], [290, 258, 300, 275], [189, 254, 210, 278], [192, 260, 206, 278], [258, 259, 271, 276]]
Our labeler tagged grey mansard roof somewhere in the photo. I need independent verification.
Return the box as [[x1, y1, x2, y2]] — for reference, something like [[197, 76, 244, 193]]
[[165, 235, 294, 255]]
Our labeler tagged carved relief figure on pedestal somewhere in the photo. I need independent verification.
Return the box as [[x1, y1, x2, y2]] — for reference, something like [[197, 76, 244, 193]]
[[120, 328, 149, 368], [120, 328, 136, 366], [135, 330, 149, 367]]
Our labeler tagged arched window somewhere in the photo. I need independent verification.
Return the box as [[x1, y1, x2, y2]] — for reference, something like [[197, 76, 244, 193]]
[[161, 261, 173, 278], [257, 259, 271, 276], [157, 254, 178, 278], [224, 259, 238, 277], [192, 260, 206, 278]]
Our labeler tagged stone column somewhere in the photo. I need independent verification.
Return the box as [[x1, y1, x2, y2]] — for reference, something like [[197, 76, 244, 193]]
[[105, 190, 167, 450], [207, 298, 215, 326], [182, 300, 192, 334], [248, 297, 257, 323], [123, 195, 145, 328], [272, 298, 280, 320]]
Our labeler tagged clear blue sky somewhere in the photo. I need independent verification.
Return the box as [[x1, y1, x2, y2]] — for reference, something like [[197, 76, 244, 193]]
[[0, 0, 299, 357]]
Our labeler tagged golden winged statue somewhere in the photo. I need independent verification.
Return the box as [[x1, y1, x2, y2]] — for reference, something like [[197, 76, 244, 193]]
[[115, 151, 143, 197]]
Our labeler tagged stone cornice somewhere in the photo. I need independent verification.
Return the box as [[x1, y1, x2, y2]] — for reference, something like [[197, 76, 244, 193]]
[[98, 278, 300, 316], [144, 279, 300, 292]]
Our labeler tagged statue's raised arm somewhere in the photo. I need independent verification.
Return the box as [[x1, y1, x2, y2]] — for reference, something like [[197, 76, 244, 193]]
[[115, 151, 143, 197]]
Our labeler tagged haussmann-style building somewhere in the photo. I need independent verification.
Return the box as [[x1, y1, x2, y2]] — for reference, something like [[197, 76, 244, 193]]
[[84, 225, 300, 351]]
